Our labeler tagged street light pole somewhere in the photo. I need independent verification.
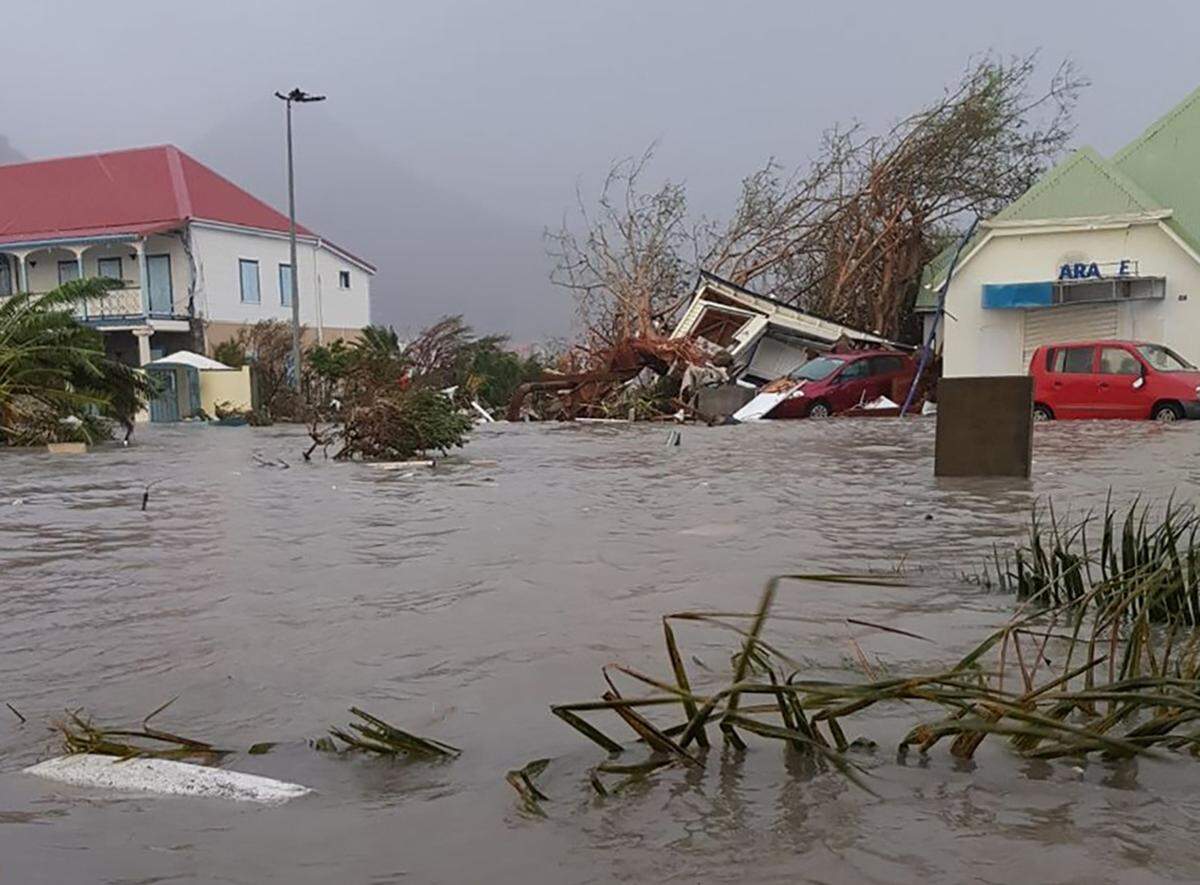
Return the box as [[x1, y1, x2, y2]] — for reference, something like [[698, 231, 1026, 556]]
[[274, 87, 325, 391]]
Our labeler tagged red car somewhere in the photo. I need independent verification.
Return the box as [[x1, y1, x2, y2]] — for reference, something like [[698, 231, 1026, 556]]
[[768, 350, 916, 419], [1029, 340, 1200, 422]]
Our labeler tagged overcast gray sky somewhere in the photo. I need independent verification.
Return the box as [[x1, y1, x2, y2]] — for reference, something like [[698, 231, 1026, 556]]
[[5, 0, 1199, 339]]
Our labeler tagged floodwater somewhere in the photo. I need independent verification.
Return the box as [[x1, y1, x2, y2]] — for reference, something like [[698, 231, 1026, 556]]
[[2, 418, 1200, 884]]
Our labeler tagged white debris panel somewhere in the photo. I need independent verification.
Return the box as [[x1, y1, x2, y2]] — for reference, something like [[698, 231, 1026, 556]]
[[25, 755, 313, 805]]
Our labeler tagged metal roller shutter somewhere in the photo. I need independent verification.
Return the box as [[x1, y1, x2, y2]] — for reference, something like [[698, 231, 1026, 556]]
[[746, 335, 808, 380], [1022, 304, 1120, 367]]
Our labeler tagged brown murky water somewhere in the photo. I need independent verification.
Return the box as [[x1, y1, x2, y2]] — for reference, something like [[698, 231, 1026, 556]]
[[2, 419, 1200, 884]]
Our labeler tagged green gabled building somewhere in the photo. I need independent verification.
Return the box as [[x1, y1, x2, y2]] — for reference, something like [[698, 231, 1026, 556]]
[[920, 86, 1200, 378]]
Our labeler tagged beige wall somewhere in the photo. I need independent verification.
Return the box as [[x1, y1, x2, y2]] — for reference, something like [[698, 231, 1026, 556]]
[[21, 247, 75, 291], [203, 321, 362, 353], [199, 367, 253, 414], [16, 234, 191, 314], [941, 222, 1200, 377]]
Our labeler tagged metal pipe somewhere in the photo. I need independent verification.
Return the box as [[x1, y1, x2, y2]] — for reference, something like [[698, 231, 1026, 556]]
[[274, 88, 326, 391], [899, 217, 980, 417], [284, 97, 300, 389]]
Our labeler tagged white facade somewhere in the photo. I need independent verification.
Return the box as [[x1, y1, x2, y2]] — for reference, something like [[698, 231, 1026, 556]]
[[935, 215, 1200, 377], [188, 221, 371, 334], [0, 221, 372, 362]]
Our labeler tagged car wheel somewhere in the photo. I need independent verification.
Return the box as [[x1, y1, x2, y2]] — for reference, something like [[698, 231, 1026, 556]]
[[1032, 404, 1054, 422], [807, 401, 831, 419], [1153, 403, 1184, 422]]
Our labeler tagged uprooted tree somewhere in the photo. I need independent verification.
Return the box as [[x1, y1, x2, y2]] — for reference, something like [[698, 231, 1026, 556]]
[[548, 52, 1087, 347], [214, 319, 306, 422], [303, 316, 545, 459], [304, 327, 471, 461]]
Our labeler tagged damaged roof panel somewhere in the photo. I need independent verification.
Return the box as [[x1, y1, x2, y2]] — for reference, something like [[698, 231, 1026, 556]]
[[671, 272, 902, 351]]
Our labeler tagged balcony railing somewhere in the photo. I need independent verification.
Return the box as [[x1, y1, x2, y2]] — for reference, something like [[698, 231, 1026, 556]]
[[0, 286, 188, 322], [78, 286, 147, 320]]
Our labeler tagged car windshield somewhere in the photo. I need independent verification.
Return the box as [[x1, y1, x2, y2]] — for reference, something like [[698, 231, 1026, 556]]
[[789, 356, 844, 381], [1136, 344, 1194, 371]]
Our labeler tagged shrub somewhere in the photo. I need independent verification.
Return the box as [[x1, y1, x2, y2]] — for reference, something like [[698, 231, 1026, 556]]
[[1, 281, 152, 445], [212, 339, 246, 368], [312, 387, 471, 461]]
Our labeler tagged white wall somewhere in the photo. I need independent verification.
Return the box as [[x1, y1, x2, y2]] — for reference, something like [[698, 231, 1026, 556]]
[[941, 223, 1200, 376], [313, 245, 371, 329], [188, 223, 371, 332]]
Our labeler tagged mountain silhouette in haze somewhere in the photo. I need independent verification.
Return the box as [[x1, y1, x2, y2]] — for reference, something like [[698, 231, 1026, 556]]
[[187, 101, 571, 341], [0, 135, 26, 165]]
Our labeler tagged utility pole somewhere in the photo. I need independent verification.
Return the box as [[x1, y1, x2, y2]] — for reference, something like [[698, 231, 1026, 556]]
[[274, 87, 326, 390]]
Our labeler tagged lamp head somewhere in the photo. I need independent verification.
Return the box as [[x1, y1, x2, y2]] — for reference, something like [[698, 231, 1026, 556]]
[[275, 88, 326, 103]]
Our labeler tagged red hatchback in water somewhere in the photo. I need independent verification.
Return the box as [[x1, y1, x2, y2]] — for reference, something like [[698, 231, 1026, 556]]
[[768, 350, 916, 419], [1029, 340, 1200, 422]]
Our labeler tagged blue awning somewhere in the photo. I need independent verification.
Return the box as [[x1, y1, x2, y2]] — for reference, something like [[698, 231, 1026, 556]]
[[982, 281, 1054, 309]]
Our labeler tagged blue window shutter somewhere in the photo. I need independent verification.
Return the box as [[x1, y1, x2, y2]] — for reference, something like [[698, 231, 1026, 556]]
[[982, 282, 1054, 309]]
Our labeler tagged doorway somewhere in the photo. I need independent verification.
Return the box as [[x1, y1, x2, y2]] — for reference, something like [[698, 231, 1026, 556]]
[[146, 254, 173, 315]]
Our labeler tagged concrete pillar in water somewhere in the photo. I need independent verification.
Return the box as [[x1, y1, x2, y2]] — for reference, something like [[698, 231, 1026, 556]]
[[934, 376, 1033, 478]]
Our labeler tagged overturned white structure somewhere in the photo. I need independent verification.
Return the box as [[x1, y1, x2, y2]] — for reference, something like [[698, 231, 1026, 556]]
[[669, 272, 898, 384]]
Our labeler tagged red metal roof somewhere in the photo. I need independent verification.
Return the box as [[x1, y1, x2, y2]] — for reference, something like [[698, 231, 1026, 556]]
[[0, 144, 314, 246]]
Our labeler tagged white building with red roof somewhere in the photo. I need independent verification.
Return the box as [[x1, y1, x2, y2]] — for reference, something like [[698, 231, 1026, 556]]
[[0, 144, 374, 365]]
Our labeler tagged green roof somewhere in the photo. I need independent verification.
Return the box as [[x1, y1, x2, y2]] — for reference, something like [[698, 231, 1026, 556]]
[[1111, 83, 1200, 256], [916, 85, 1200, 309]]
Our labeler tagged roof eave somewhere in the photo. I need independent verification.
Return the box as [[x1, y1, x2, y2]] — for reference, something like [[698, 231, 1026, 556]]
[[187, 218, 376, 273], [983, 209, 1173, 232]]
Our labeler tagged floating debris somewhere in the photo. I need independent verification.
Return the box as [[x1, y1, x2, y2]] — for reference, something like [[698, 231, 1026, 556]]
[[45, 442, 88, 455], [140, 479, 164, 512], [326, 707, 460, 758], [55, 704, 232, 763], [552, 568, 1200, 795], [505, 758, 551, 814], [25, 755, 311, 805], [371, 460, 436, 471], [251, 453, 290, 470]]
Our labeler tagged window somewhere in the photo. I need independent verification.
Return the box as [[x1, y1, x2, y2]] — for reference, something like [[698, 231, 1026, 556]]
[[279, 263, 294, 307], [239, 259, 260, 304], [788, 356, 843, 381], [839, 360, 869, 380], [58, 259, 80, 285], [338, 270, 350, 289], [1137, 344, 1192, 371], [97, 257, 123, 281], [1052, 346, 1095, 374], [869, 356, 904, 375], [1099, 347, 1142, 376], [0, 258, 11, 296]]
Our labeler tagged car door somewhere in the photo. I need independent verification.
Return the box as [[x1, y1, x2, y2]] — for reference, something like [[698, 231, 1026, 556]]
[[868, 355, 906, 402], [829, 358, 871, 411], [1095, 346, 1146, 418], [1047, 345, 1097, 419]]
